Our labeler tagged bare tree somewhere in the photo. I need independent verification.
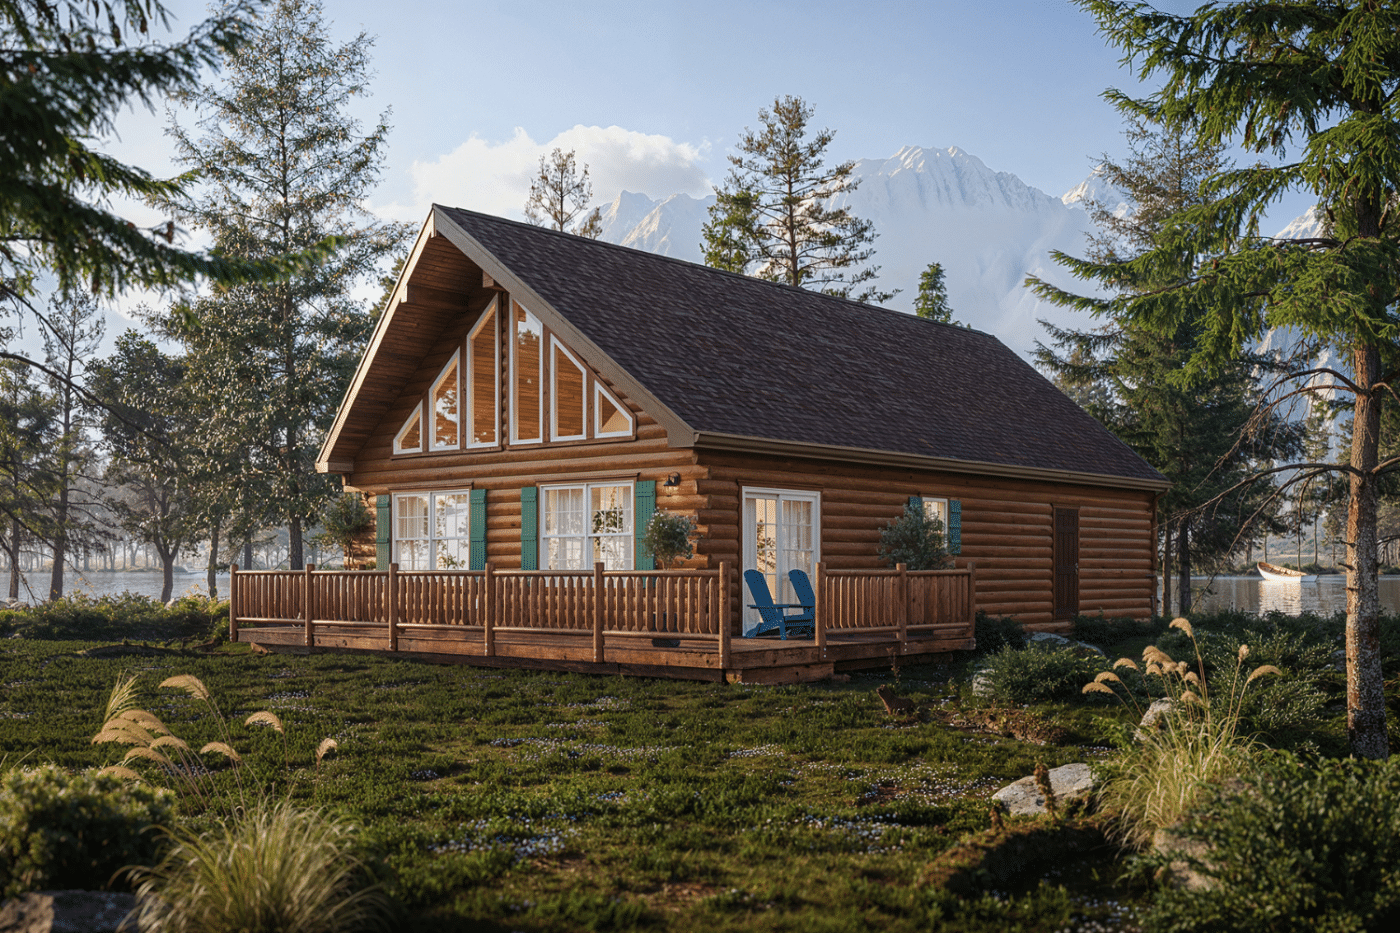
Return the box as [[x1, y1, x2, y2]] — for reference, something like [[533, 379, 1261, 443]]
[[524, 148, 602, 238]]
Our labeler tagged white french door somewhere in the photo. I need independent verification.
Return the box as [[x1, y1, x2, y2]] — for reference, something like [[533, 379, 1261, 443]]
[[741, 487, 820, 634]]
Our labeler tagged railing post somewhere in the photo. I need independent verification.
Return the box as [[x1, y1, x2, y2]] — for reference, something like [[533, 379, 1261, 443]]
[[304, 564, 316, 647], [229, 564, 239, 643], [967, 560, 978, 630], [815, 562, 827, 658], [592, 562, 605, 662], [897, 562, 908, 655], [387, 562, 399, 651], [718, 562, 732, 669], [483, 562, 496, 657]]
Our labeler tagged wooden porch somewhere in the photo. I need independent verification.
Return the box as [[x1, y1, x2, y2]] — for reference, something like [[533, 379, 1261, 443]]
[[229, 562, 978, 683]]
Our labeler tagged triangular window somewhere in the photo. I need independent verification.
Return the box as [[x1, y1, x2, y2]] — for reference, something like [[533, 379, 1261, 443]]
[[594, 383, 633, 437], [394, 403, 423, 454], [430, 351, 460, 450], [551, 337, 587, 441]]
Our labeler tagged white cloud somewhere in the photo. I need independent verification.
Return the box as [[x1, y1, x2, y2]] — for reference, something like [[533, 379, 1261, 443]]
[[373, 125, 711, 222]]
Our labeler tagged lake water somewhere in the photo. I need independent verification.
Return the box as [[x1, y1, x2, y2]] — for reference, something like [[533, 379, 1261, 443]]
[[1180, 574, 1400, 616], [9, 570, 229, 604]]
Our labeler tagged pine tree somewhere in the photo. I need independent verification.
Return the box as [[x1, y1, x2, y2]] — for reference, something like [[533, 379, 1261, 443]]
[[0, 361, 56, 600], [913, 262, 956, 324], [155, 0, 410, 571], [524, 149, 602, 238], [1065, 0, 1400, 757], [0, 1, 319, 336], [701, 96, 894, 303], [1032, 116, 1300, 615]]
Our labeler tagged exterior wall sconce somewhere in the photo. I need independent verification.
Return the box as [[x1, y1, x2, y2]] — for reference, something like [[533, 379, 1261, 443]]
[[663, 472, 682, 489]]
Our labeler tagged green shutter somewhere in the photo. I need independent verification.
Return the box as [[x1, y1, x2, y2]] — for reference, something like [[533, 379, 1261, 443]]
[[375, 495, 391, 569], [469, 488, 487, 570], [947, 499, 962, 554], [520, 487, 538, 570], [908, 495, 922, 514], [634, 480, 657, 570]]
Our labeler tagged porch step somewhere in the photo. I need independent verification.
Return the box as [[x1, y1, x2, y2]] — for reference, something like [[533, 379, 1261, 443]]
[[725, 662, 835, 685]]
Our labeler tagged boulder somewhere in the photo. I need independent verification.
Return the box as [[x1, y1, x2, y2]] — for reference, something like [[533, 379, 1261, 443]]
[[1152, 827, 1214, 892], [1135, 698, 1176, 741], [0, 891, 136, 933], [991, 762, 1095, 816], [1027, 631, 1105, 656], [970, 667, 993, 697]]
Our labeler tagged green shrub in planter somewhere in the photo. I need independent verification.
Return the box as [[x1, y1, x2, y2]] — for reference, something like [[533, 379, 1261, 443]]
[[1144, 754, 1400, 933], [0, 765, 174, 896], [978, 645, 1105, 704]]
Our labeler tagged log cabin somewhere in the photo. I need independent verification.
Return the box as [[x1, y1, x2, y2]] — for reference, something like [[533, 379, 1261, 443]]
[[229, 206, 1169, 683]]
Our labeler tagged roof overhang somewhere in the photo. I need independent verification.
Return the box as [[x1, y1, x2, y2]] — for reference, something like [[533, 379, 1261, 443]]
[[690, 431, 1173, 492]]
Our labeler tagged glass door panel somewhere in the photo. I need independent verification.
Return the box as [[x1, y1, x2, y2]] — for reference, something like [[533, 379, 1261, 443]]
[[742, 489, 818, 634]]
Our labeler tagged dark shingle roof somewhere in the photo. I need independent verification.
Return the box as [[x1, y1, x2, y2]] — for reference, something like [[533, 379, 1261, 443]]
[[438, 206, 1166, 486]]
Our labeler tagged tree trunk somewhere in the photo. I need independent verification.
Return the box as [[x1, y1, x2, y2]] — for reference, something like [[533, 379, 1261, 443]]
[[207, 522, 221, 599], [159, 543, 175, 603], [290, 516, 304, 571], [5, 519, 18, 600], [1162, 520, 1174, 617], [1345, 342, 1388, 759], [48, 483, 69, 600], [1178, 519, 1192, 615]]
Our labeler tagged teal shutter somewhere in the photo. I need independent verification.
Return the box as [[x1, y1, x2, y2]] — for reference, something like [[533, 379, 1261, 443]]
[[375, 495, 391, 569], [520, 487, 538, 570], [908, 495, 922, 514], [947, 499, 962, 554], [634, 480, 657, 570], [469, 488, 487, 570]]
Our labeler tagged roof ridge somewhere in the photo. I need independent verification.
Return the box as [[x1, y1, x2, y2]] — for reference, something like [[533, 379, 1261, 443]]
[[434, 204, 994, 339]]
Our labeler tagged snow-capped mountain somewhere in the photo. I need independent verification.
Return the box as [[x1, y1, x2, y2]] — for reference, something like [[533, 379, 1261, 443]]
[[594, 145, 1101, 357]]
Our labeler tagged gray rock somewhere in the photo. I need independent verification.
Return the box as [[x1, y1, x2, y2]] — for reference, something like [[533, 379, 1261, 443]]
[[1152, 827, 1215, 892], [971, 668, 993, 697], [0, 891, 136, 933], [991, 762, 1095, 816], [1027, 631, 1106, 656], [1135, 698, 1176, 741]]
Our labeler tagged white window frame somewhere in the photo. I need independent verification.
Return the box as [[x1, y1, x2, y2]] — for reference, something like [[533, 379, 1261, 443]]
[[540, 480, 635, 571], [593, 382, 634, 438], [393, 402, 423, 455], [429, 349, 461, 452], [392, 489, 473, 570], [549, 335, 588, 442], [510, 301, 543, 445], [466, 300, 499, 449], [921, 496, 949, 530], [741, 486, 821, 634]]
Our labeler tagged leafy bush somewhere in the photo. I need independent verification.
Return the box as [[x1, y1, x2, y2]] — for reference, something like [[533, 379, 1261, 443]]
[[1144, 755, 1400, 933], [877, 502, 951, 570], [1071, 613, 1165, 648], [977, 644, 1104, 704], [0, 764, 174, 897], [973, 611, 1025, 655], [128, 798, 395, 933], [8, 592, 226, 642], [642, 509, 697, 569]]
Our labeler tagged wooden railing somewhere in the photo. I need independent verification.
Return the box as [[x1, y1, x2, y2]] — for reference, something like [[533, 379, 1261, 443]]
[[814, 562, 976, 655], [228, 559, 977, 664]]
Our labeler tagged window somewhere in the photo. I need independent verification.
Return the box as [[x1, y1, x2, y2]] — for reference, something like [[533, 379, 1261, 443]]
[[594, 382, 633, 437], [541, 482, 633, 570], [393, 491, 472, 570], [922, 496, 948, 531], [393, 403, 423, 454], [551, 337, 586, 440], [511, 301, 542, 443], [742, 487, 820, 635], [430, 351, 459, 450], [468, 301, 498, 447]]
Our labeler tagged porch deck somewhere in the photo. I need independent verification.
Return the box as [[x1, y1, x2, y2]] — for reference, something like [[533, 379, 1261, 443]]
[[229, 562, 977, 683]]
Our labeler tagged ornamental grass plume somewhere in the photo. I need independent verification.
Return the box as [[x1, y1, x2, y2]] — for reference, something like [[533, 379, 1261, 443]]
[[1086, 617, 1282, 848], [126, 798, 394, 933]]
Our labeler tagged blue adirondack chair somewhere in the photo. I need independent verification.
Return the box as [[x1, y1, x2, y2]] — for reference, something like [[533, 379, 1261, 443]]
[[744, 569, 815, 639], [788, 569, 817, 618]]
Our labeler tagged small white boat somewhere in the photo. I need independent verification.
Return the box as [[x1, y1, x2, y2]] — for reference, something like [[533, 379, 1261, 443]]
[[1257, 561, 1318, 583]]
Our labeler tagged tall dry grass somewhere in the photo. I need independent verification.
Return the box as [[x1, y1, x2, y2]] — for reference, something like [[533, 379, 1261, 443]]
[[126, 798, 394, 933], [1087, 617, 1281, 848]]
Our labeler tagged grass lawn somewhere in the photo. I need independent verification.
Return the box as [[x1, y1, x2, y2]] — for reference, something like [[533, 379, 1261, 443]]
[[0, 631, 1156, 932]]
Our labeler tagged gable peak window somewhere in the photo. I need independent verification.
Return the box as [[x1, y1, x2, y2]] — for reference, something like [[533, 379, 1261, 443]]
[[431, 351, 460, 451], [468, 300, 499, 447], [511, 301, 542, 444], [394, 403, 423, 454], [594, 383, 633, 437], [551, 337, 587, 441]]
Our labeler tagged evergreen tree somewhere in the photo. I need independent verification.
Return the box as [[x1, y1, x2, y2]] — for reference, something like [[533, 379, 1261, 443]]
[[524, 148, 602, 238], [154, 0, 410, 571], [0, 361, 55, 600], [1034, 116, 1299, 614], [913, 262, 956, 324], [701, 96, 894, 303], [0, 1, 319, 340], [1064, 0, 1400, 757], [38, 293, 105, 599]]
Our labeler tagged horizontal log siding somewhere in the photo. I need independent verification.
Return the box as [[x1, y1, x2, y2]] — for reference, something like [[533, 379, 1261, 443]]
[[696, 451, 1155, 630]]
